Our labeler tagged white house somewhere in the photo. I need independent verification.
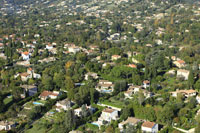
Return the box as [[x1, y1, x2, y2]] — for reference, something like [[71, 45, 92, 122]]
[[68, 46, 80, 54], [74, 105, 95, 117], [21, 51, 31, 60], [97, 108, 118, 126], [171, 89, 197, 98], [141, 121, 158, 133], [177, 69, 190, 80], [56, 99, 72, 112], [173, 60, 186, 68], [85, 72, 98, 80], [46, 44, 53, 50], [111, 55, 121, 60], [124, 85, 142, 98], [95, 80, 114, 93], [143, 80, 150, 89], [20, 72, 31, 82], [39, 91, 61, 100], [0, 121, 15, 131], [196, 95, 200, 104]]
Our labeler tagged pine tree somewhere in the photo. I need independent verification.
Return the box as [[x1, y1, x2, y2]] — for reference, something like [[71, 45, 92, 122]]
[[188, 69, 194, 89]]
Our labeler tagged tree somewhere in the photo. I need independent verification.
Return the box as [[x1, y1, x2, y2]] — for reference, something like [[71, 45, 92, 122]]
[[195, 79, 200, 91], [0, 93, 5, 113], [188, 69, 194, 89], [105, 125, 115, 133], [64, 110, 76, 132], [114, 80, 127, 95], [124, 124, 137, 133], [81, 104, 89, 118], [137, 90, 145, 105], [120, 107, 131, 120], [42, 74, 53, 90], [65, 76, 75, 91], [195, 115, 200, 133]]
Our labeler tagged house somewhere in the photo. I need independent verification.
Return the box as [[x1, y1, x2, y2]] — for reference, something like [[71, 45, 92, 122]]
[[39, 91, 61, 100], [74, 105, 95, 117], [21, 51, 31, 60], [97, 108, 119, 126], [49, 48, 57, 54], [89, 45, 99, 50], [102, 62, 116, 68], [0, 43, 4, 49], [146, 44, 153, 47], [177, 69, 190, 80], [171, 89, 197, 98], [118, 117, 143, 131], [95, 80, 114, 93], [20, 72, 31, 82], [143, 80, 150, 89], [141, 121, 158, 133], [112, 55, 121, 60], [0, 53, 7, 60], [85, 72, 98, 80], [124, 90, 134, 98], [124, 85, 142, 98], [18, 68, 41, 82], [196, 95, 200, 104], [127, 64, 137, 68], [56, 99, 73, 112], [69, 131, 83, 133], [38, 57, 56, 63], [173, 60, 186, 68], [68, 46, 80, 54], [16, 61, 30, 66], [20, 85, 38, 96], [46, 44, 53, 50], [167, 69, 176, 75], [0, 121, 15, 131]]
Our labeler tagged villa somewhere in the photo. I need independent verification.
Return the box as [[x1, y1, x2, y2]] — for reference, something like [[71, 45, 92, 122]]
[[141, 121, 158, 133], [95, 80, 114, 93], [39, 91, 61, 100]]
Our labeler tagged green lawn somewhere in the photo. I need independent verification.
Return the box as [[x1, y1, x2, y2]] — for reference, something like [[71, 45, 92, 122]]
[[100, 100, 123, 108], [26, 122, 47, 133], [3, 96, 13, 105], [86, 123, 99, 131]]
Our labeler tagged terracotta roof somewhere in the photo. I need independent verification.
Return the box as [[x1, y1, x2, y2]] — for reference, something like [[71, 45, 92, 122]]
[[143, 80, 150, 84], [23, 51, 29, 55], [112, 55, 121, 58], [40, 91, 59, 97], [128, 64, 137, 68], [40, 91, 51, 97], [103, 108, 116, 113], [20, 72, 30, 77], [142, 121, 156, 128], [28, 68, 33, 71], [177, 60, 185, 64]]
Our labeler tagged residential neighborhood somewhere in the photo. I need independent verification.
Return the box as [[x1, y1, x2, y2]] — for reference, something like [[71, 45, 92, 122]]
[[0, 0, 200, 132]]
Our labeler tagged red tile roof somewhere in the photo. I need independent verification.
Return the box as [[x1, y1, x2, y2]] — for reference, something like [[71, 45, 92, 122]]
[[142, 121, 156, 128], [23, 51, 29, 55]]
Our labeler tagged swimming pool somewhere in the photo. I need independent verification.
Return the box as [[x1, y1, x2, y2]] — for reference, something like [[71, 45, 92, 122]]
[[101, 90, 112, 93], [91, 122, 100, 127], [33, 102, 43, 105]]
